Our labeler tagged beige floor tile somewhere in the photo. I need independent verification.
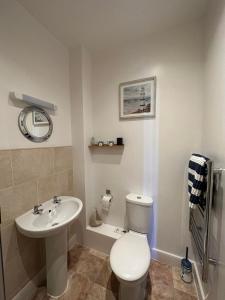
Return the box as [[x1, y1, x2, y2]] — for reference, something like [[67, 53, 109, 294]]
[[95, 259, 119, 296], [149, 282, 174, 300], [68, 244, 90, 268], [150, 260, 173, 287], [69, 244, 105, 282], [73, 252, 105, 282], [89, 248, 108, 260], [33, 271, 92, 300], [86, 283, 116, 300], [69, 273, 93, 300], [174, 288, 197, 300], [32, 287, 49, 300], [172, 266, 182, 281], [172, 267, 197, 297], [33, 246, 198, 300], [33, 272, 76, 300]]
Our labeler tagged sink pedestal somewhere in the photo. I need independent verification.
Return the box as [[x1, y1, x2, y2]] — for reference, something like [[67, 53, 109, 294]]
[[45, 229, 68, 297]]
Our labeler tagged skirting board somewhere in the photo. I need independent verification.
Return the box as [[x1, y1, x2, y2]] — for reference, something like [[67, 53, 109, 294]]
[[12, 268, 46, 300], [151, 247, 183, 267], [152, 248, 206, 300]]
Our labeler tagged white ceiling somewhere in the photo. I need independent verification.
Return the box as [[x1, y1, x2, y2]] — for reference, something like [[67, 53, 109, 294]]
[[17, 0, 207, 51]]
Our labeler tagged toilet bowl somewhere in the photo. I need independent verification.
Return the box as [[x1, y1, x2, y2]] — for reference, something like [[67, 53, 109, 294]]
[[110, 193, 153, 300], [110, 231, 151, 300]]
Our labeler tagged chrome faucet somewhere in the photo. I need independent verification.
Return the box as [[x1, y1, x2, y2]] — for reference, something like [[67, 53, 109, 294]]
[[53, 195, 61, 204], [33, 204, 43, 215]]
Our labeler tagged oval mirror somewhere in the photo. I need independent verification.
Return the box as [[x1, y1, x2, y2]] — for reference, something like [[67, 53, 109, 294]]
[[18, 106, 53, 143]]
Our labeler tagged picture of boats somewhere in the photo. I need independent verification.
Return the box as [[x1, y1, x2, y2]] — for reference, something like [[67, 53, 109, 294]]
[[120, 77, 156, 119], [123, 83, 151, 114]]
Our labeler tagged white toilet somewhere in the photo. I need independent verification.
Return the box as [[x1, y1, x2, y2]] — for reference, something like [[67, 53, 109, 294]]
[[110, 193, 153, 300]]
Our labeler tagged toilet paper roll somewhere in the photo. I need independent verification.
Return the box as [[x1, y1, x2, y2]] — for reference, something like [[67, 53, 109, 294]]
[[101, 194, 112, 211]]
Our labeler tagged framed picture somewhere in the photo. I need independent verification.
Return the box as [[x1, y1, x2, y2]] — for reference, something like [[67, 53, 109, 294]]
[[119, 76, 156, 119], [32, 111, 49, 126]]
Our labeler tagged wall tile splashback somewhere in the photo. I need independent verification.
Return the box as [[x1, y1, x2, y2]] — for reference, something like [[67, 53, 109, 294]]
[[0, 146, 73, 300], [0, 150, 13, 190]]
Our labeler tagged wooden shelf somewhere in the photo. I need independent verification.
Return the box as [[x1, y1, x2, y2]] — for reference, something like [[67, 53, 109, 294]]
[[88, 144, 124, 149]]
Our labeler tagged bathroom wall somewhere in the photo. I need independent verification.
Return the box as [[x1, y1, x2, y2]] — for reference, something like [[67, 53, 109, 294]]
[[69, 46, 94, 245], [0, 146, 73, 299], [0, 1, 74, 299], [0, 0, 72, 149], [199, 0, 225, 299], [69, 46, 86, 245], [88, 21, 204, 256]]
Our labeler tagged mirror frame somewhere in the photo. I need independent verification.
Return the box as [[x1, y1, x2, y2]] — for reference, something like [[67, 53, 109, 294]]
[[18, 106, 53, 143]]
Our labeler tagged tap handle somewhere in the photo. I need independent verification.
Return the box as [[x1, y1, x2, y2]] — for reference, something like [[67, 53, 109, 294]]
[[34, 204, 42, 211], [33, 204, 43, 214], [53, 195, 61, 203], [34, 204, 42, 209]]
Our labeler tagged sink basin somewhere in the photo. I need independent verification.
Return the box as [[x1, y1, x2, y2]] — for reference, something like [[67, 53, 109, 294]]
[[16, 196, 83, 238], [15, 196, 83, 297]]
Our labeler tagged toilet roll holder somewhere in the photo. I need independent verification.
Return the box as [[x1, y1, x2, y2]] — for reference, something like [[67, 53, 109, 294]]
[[101, 189, 113, 211], [102, 189, 113, 201]]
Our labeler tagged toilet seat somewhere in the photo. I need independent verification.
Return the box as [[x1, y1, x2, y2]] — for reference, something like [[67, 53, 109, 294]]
[[110, 231, 150, 282]]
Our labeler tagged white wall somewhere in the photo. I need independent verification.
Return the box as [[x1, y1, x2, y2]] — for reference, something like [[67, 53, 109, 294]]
[[69, 46, 86, 244], [91, 51, 158, 230], [88, 21, 204, 255], [0, 0, 72, 149], [201, 0, 225, 299], [69, 46, 95, 245], [81, 48, 95, 226]]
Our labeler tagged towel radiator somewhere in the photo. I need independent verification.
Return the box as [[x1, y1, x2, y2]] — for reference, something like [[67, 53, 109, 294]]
[[189, 159, 217, 282]]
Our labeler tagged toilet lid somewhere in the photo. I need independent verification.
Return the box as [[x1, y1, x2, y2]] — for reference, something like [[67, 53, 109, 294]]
[[110, 231, 150, 281]]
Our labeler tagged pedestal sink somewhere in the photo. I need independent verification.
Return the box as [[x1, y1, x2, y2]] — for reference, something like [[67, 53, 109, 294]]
[[15, 196, 83, 297]]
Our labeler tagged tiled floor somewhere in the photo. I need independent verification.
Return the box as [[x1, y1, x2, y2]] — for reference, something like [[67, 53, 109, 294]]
[[33, 244, 198, 300]]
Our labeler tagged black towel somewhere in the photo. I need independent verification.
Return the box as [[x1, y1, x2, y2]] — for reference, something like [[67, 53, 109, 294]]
[[188, 154, 209, 208]]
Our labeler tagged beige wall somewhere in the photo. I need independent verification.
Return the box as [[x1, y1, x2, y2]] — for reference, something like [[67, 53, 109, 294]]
[[0, 146, 73, 299], [0, 0, 72, 149]]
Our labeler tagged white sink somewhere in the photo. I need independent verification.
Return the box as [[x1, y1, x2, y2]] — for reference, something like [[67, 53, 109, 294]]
[[15, 196, 83, 298], [16, 196, 83, 238]]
